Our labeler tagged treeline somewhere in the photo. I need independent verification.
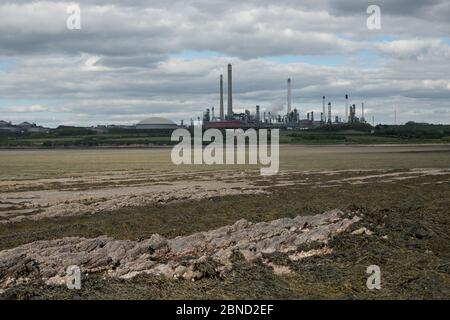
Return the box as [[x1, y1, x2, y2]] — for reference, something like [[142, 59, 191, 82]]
[[284, 122, 450, 144], [374, 122, 450, 139], [0, 126, 176, 138], [307, 122, 450, 140], [1, 123, 450, 148], [0, 126, 176, 148], [40, 137, 174, 148], [287, 133, 346, 141], [310, 122, 373, 132]]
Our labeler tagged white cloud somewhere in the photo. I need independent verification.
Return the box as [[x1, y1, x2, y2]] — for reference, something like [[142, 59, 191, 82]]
[[377, 39, 450, 60], [8, 105, 49, 113]]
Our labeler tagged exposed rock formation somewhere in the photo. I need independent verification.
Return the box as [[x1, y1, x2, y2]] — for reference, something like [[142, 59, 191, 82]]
[[1, 180, 266, 224], [0, 209, 359, 291]]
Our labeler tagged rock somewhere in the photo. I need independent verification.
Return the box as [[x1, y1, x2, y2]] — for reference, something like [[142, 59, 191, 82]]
[[351, 227, 374, 236], [0, 209, 360, 291], [267, 263, 292, 275], [288, 247, 333, 261], [138, 234, 168, 253]]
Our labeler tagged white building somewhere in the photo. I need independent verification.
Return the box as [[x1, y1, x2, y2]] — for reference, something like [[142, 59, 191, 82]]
[[135, 117, 179, 130]]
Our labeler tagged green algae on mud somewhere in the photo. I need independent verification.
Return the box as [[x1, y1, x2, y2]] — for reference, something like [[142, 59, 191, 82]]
[[0, 145, 449, 299], [1, 172, 449, 299]]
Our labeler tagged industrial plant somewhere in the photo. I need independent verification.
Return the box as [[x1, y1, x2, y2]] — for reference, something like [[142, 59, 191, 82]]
[[199, 64, 368, 130], [0, 63, 371, 135]]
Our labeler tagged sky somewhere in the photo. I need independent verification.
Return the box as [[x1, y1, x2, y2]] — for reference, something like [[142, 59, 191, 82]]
[[0, 0, 449, 127]]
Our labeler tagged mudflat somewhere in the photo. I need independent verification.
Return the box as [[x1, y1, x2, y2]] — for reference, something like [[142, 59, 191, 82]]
[[0, 145, 449, 299]]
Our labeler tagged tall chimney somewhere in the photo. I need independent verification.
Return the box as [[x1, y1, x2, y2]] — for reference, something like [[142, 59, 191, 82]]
[[220, 74, 224, 121], [362, 102, 365, 122], [287, 78, 292, 114], [256, 105, 260, 122], [345, 94, 349, 123], [328, 102, 332, 124], [227, 64, 233, 120], [352, 104, 356, 123], [322, 96, 326, 123]]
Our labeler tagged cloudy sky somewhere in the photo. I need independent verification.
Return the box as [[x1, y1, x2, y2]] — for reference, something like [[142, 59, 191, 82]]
[[0, 0, 449, 127]]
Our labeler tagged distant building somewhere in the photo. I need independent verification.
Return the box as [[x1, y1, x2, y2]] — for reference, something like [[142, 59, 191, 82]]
[[90, 125, 108, 133], [0, 120, 49, 133], [17, 121, 34, 128], [135, 117, 179, 130], [106, 124, 135, 130], [0, 120, 11, 127], [26, 126, 50, 133], [0, 120, 20, 133]]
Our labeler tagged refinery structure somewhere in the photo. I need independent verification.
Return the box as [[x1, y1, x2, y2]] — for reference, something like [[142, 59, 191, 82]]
[[198, 64, 368, 130], [1, 63, 371, 134]]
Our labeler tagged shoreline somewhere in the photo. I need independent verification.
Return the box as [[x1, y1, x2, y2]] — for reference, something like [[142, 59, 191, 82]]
[[0, 142, 450, 151]]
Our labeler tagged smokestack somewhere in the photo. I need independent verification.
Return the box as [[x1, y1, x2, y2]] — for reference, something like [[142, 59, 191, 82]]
[[256, 105, 260, 122], [311, 111, 314, 122], [345, 94, 349, 122], [227, 64, 233, 120], [322, 96, 326, 123], [362, 102, 365, 122], [220, 75, 224, 120], [328, 102, 332, 124], [351, 104, 356, 123], [287, 78, 292, 114]]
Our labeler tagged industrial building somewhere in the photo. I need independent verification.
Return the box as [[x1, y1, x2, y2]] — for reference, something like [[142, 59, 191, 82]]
[[1, 63, 369, 134], [199, 64, 368, 130], [0, 120, 49, 134], [135, 117, 179, 130]]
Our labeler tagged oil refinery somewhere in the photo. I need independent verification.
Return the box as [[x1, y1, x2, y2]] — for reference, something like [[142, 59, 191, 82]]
[[198, 64, 368, 130]]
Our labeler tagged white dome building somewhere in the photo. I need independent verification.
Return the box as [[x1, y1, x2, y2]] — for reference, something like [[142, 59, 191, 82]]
[[135, 117, 179, 130]]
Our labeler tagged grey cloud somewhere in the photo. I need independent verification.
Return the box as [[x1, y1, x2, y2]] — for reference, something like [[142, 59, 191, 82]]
[[328, 0, 444, 16], [0, 0, 449, 126], [0, 0, 439, 59]]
